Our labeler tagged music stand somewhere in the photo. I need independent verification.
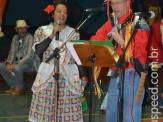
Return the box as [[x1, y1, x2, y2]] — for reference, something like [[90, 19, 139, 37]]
[[73, 44, 116, 122]]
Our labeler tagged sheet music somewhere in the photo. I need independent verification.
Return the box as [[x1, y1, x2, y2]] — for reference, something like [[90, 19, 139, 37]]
[[66, 42, 84, 65]]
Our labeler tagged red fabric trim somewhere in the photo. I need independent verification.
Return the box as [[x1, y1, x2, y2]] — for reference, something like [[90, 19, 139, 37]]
[[0, 0, 6, 22]]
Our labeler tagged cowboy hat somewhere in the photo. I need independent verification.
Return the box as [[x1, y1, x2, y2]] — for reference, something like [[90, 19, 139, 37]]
[[15, 20, 30, 29]]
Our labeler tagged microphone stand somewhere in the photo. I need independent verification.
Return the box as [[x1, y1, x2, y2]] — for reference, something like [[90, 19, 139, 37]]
[[111, 18, 141, 122], [87, 53, 96, 122], [45, 14, 92, 121], [53, 43, 60, 122]]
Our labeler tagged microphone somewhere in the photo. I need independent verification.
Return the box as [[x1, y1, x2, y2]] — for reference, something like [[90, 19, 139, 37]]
[[56, 20, 61, 40], [134, 11, 155, 19], [85, 6, 106, 12]]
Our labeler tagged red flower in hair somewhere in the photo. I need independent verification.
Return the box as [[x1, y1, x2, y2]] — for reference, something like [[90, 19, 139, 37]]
[[44, 5, 55, 14]]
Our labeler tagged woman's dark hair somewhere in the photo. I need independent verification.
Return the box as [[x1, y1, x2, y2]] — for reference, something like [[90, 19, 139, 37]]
[[40, 0, 83, 27], [40, 0, 69, 25], [53, 0, 69, 15]]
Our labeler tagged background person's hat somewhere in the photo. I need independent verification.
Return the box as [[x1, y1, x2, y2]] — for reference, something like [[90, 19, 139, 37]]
[[15, 20, 30, 29], [0, 31, 4, 37]]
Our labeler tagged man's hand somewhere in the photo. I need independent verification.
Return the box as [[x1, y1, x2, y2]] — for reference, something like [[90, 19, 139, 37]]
[[111, 27, 124, 46], [81, 76, 88, 89], [6, 63, 17, 72], [49, 23, 61, 40], [6, 63, 12, 72]]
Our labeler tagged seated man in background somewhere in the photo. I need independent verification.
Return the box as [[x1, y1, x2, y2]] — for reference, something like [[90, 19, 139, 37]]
[[0, 20, 40, 95]]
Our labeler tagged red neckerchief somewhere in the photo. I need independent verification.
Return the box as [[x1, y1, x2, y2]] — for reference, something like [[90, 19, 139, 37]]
[[118, 11, 132, 24]]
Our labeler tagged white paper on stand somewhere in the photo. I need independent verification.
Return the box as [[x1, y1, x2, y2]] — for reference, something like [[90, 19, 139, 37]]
[[66, 42, 84, 65]]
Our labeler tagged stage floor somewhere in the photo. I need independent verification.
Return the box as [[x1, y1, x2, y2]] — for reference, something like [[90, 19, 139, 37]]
[[0, 80, 163, 122]]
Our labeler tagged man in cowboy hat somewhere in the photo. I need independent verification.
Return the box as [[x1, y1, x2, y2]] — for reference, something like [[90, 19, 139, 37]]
[[0, 19, 40, 95]]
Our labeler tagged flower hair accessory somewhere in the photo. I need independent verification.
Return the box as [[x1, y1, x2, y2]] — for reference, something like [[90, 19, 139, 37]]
[[44, 5, 55, 14]]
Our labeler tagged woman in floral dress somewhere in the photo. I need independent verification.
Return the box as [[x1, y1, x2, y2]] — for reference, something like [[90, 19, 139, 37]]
[[28, 1, 87, 121]]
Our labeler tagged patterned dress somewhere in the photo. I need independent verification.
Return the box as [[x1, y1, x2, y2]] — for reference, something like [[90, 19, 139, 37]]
[[28, 24, 85, 122]]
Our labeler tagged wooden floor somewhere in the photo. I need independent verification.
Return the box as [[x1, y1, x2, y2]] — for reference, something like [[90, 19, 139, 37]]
[[142, 118, 163, 122], [0, 67, 163, 122]]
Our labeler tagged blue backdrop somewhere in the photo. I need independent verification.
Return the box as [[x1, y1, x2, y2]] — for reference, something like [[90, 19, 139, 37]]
[[3, 0, 107, 35]]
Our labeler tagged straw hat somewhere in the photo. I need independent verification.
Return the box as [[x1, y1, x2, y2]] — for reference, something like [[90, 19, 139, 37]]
[[15, 20, 30, 29], [0, 31, 4, 37]]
